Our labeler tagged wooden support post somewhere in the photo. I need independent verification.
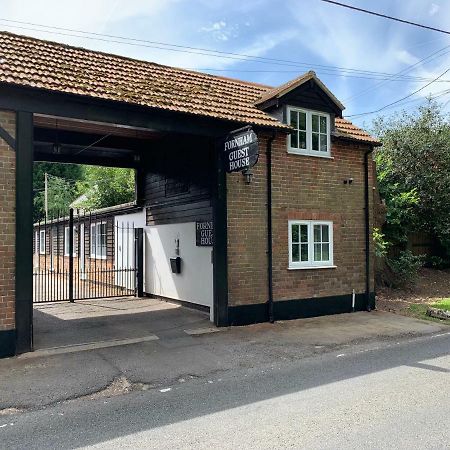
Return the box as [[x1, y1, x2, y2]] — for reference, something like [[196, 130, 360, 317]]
[[15, 111, 34, 354]]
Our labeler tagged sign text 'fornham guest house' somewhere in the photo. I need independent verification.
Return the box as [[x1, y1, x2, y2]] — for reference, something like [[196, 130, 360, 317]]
[[223, 126, 259, 173]]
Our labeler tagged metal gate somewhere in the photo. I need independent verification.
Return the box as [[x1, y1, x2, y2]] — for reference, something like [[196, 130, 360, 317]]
[[33, 208, 143, 303]]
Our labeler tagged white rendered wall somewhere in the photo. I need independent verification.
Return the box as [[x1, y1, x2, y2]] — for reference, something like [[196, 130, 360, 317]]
[[144, 222, 213, 313]]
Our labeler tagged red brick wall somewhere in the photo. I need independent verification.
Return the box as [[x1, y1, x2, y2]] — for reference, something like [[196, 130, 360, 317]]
[[226, 140, 269, 307], [0, 110, 16, 331], [226, 131, 375, 307]]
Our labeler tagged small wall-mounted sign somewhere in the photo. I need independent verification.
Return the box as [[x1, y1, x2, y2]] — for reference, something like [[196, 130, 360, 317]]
[[223, 126, 259, 173], [196, 221, 214, 246]]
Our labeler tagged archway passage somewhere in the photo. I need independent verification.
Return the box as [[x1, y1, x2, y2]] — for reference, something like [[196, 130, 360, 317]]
[[26, 112, 222, 352]]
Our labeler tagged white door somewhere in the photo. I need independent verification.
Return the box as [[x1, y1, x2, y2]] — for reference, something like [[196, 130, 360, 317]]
[[115, 223, 135, 290]]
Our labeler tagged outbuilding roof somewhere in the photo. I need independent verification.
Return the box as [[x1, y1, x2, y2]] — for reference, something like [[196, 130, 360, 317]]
[[0, 31, 379, 144]]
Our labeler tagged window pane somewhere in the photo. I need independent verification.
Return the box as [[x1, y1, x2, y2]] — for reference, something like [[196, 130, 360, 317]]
[[300, 225, 308, 243], [322, 225, 329, 242], [65, 228, 69, 254], [290, 131, 298, 149], [301, 244, 309, 262], [99, 224, 107, 257], [91, 226, 96, 255], [299, 131, 307, 149], [322, 243, 330, 261], [312, 133, 319, 151], [312, 114, 319, 132], [320, 115, 327, 133], [299, 112, 306, 130], [291, 224, 299, 243], [313, 225, 321, 243], [314, 243, 322, 261], [292, 244, 300, 262], [290, 110, 298, 129], [320, 134, 328, 152]]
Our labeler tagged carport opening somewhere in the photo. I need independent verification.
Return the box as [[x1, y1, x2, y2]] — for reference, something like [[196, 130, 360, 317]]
[[31, 114, 215, 350]]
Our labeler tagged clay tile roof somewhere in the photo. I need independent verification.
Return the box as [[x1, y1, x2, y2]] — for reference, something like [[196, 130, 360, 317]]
[[0, 31, 288, 130], [0, 31, 377, 144], [334, 118, 381, 145]]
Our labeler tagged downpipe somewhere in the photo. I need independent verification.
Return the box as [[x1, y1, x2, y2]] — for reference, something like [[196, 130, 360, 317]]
[[267, 133, 276, 323], [364, 146, 374, 312]]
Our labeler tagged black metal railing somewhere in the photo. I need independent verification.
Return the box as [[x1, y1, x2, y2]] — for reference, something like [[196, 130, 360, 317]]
[[33, 208, 142, 303]]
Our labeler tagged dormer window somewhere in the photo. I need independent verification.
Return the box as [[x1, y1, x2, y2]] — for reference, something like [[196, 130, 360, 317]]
[[287, 107, 331, 157]]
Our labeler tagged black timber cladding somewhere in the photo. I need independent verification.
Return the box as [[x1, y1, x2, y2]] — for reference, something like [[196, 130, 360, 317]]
[[262, 80, 341, 129], [143, 135, 213, 225]]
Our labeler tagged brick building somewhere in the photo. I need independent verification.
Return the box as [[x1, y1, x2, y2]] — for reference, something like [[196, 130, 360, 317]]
[[0, 31, 380, 357]]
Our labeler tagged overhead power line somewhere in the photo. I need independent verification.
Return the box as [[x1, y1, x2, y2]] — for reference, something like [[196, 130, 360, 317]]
[[343, 45, 450, 103], [188, 67, 450, 83], [320, 0, 450, 35], [0, 17, 447, 82], [346, 68, 450, 118]]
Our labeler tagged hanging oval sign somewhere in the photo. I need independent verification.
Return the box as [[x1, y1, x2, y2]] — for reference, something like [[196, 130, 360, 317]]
[[223, 126, 259, 173]]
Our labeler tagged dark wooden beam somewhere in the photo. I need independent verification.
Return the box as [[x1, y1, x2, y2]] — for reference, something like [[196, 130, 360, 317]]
[[0, 84, 242, 138], [212, 141, 228, 327], [15, 111, 34, 354], [34, 127, 157, 152], [33, 150, 138, 168]]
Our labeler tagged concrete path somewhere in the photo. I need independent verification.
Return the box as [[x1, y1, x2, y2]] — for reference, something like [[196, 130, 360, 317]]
[[33, 297, 210, 349], [0, 310, 447, 412]]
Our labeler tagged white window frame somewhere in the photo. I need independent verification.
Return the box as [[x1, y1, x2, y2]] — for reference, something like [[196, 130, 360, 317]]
[[35, 231, 39, 255], [64, 226, 77, 257], [39, 230, 46, 255], [288, 220, 335, 269], [90, 222, 107, 260], [287, 106, 331, 158]]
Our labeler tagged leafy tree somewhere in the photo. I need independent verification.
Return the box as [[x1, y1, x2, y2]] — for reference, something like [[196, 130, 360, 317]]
[[372, 100, 450, 254], [33, 162, 83, 222], [74, 166, 135, 210]]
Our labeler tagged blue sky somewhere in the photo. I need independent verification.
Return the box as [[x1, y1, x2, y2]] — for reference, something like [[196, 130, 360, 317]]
[[1, 0, 449, 128]]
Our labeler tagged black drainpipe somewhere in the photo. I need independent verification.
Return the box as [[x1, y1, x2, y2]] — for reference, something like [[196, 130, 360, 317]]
[[364, 146, 374, 311], [267, 132, 276, 323]]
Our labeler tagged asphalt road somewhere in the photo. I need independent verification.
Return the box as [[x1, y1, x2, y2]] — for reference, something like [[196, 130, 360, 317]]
[[1, 331, 449, 449]]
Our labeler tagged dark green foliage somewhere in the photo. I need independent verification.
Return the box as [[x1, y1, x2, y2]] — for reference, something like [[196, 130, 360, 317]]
[[373, 100, 450, 254], [33, 163, 136, 221], [33, 162, 83, 222], [425, 255, 450, 270], [387, 250, 424, 287], [74, 166, 135, 210]]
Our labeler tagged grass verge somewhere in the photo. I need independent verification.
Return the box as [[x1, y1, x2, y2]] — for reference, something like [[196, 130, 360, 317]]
[[408, 298, 450, 323]]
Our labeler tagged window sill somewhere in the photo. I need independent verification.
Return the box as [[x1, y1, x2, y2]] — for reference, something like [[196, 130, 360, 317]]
[[288, 265, 337, 270], [287, 149, 333, 159], [90, 255, 107, 260]]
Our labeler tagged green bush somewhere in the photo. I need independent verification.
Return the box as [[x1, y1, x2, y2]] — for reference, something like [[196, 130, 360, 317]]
[[387, 250, 424, 286], [373, 227, 390, 258], [425, 255, 450, 270]]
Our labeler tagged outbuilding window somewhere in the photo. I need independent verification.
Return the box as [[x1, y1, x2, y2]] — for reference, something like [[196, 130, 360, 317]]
[[39, 230, 46, 255], [64, 226, 77, 257], [287, 107, 331, 157], [90, 222, 107, 259], [288, 220, 334, 269]]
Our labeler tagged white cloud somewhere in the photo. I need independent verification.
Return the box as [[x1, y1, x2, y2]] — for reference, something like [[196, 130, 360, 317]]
[[199, 20, 239, 42], [395, 50, 420, 66], [429, 3, 440, 16], [1, 0, 174, 33], [200, 21, 227, 32]]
